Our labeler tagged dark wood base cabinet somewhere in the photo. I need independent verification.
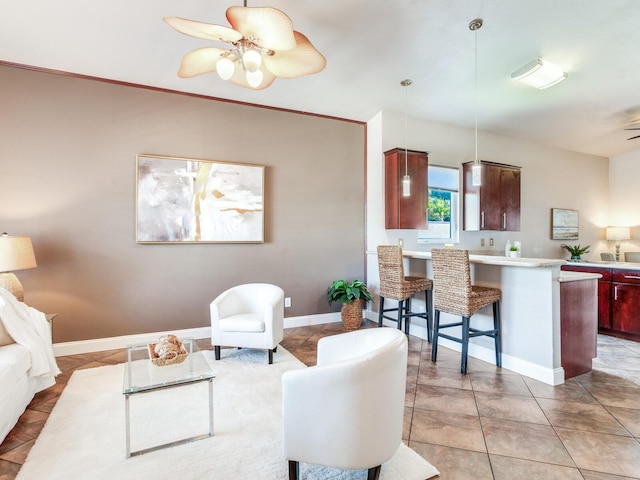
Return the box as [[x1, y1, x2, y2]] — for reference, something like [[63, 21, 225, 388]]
[[562, 264, 640, 342], [560, 278, 598, 379]]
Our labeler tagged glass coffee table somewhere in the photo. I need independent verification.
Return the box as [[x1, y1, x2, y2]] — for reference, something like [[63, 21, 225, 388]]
[[122, 337, 215, 457]]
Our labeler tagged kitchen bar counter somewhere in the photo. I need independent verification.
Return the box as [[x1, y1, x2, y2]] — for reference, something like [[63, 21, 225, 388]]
[[367, 249, 599, 385]]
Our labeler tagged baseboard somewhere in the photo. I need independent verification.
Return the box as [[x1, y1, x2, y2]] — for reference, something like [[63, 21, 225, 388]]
[[52, 313, 342, 357], [432, 336, 564, 386]]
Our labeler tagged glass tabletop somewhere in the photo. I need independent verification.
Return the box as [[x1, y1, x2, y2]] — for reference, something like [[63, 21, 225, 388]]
[[123, 337, 215, 395]]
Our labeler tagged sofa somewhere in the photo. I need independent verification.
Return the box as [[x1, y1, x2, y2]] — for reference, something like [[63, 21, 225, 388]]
[[0, 288, 60, 443]]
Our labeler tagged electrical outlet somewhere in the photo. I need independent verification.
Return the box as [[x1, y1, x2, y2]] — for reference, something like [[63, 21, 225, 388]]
[[480, 238, 485, 246], [398, 238, 403, 247], [284, 297, 291, 308], [489, 238, 494, 246]]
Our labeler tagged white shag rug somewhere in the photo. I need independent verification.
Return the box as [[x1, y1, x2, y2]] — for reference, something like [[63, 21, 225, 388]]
[[17, 347, 439, 480]]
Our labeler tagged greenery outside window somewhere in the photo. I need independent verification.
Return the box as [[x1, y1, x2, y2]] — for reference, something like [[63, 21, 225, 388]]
[[418, 165, 459, 243]]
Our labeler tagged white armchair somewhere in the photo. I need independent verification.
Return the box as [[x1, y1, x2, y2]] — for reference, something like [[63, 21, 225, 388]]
[[210, 283, 284, 364], [282, 328, 408, 480]]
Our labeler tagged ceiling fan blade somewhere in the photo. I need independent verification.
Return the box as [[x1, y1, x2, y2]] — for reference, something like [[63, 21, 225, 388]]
[[164, 17, 242, 43], [263, 31, 326, 79], [176, 47, 230, 78], [226, 6, 296, 51], [624, 127, 640, 130], [628, 135, 640, 140]]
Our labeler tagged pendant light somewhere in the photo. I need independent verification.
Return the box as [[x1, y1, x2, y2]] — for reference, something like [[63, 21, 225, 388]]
[[401, 79, 412, 196], [469, 18, 483, 186]]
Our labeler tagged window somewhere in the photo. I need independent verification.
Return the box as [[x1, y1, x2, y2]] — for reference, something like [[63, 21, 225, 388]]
[[417, 165, 459, 243]]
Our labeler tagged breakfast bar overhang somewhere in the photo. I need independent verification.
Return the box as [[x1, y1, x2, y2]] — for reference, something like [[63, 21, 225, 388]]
[[367, 250, 601, 386]]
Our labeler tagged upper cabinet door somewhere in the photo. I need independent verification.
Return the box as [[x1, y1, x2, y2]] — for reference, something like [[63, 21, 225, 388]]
[[384, 148, 428, 229], [463, 161, 521, 231]]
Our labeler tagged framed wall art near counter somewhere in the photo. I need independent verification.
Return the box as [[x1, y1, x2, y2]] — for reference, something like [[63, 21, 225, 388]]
[[136, 154, 265, 243], [551, 208, 579, 240]]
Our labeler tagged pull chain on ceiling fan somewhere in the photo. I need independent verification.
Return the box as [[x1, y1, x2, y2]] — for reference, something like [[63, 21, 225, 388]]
[[164, 1, 326, 90]]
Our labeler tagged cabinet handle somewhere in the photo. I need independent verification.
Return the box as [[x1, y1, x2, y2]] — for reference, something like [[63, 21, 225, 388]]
[[614, 284, 619, 300], [502, 213, 506, 229], [623, 275, 640, 280], [481, 211, 485, 229]]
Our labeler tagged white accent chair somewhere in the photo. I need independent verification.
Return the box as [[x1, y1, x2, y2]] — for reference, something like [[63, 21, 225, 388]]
[[210, 283, 284, 364], [282, 327, 408, 480]]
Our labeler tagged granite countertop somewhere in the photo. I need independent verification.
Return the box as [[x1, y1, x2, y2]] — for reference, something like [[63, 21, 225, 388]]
[[565, 260, 640, 271], [399, 250, 566, 268]]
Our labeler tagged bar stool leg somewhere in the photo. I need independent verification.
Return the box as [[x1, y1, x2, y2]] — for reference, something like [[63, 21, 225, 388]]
[[396, 300, 404, 330], [426, 289, 433, 343], [461, 316, 470, 374], [378, 296, 385, 327], [493, 301, 502, 367], [431, 310, 440, 362], [404, 298, 411, 334]]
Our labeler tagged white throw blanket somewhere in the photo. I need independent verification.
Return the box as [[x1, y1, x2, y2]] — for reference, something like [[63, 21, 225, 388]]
[[0, 287, 60, 389]]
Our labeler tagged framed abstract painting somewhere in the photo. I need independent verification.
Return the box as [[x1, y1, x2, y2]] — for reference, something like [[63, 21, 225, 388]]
[[136, 154, 265, 243], [551, 208, 579, 240]]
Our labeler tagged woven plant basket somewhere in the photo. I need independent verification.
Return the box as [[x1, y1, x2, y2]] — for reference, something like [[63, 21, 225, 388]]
[[341, 300, 363, 331]]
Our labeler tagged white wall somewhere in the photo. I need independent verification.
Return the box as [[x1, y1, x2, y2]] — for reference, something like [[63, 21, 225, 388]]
[[609, 149, 640, 255]]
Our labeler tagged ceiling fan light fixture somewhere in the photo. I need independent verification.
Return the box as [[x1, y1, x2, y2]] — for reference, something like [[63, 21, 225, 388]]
[[246, 69, 264, 88], [511, 58, 567, 89], [217, 56, 235, 80], [164, 5, 325, 90], [242, 47, 262, 73]]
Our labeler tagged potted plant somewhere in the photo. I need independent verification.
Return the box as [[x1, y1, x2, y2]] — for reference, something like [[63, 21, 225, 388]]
[[327, 279, 373, 331], [561, 244, 590, 262], [509, 245, 519, 258]]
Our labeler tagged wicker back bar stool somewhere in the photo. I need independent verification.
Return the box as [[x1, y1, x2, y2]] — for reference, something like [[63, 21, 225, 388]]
[[430, 248, 501, 374], [377, 245, 433, 339]]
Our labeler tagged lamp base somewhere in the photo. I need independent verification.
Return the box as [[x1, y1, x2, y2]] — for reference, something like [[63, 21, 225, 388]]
[[0, 272, 24, 302], [615, 244, 622, 262]]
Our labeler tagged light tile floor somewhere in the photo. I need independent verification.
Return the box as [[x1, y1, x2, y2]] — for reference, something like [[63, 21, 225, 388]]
[[1, 322, 639, 479]]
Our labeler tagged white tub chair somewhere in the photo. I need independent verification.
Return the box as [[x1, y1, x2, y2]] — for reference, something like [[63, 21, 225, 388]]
[[210, 283, 284, 364], [282, 327, 408, 480]]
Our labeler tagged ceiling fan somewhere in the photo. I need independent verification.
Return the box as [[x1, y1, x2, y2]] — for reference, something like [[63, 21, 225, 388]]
[[164, 2, 326, 90], [625, 127, 640, 140]]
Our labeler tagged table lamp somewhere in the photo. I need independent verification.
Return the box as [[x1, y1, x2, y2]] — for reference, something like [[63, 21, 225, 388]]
[[606, 227, 631, 262], [0, 233, 37, 301]]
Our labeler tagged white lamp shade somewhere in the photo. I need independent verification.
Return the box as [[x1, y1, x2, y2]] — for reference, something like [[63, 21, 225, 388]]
[[472, 163, 482, 186], [216, 57, 235, 80], [606, 227, 631, 241], [246, 69, 264, 88], [402, 175, 411, 196], [511, 58, 567, 89], [0, 235, 37, 272], [242, 48, 262, 73]]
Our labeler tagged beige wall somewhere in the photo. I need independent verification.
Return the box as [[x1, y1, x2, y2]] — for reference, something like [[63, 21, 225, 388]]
[[0, 65, 366, 343]]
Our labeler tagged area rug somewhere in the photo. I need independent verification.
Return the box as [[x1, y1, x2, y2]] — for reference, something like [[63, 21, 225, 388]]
[[17, 347, 439, 480]]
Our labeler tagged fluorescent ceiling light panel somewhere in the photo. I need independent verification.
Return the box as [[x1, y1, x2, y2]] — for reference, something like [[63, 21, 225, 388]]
[[511, 58, 567, 89]]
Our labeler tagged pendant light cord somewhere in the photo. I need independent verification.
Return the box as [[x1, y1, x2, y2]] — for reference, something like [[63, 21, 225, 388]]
[[404, 83, 409, 176], [474, 26, 478, 163]]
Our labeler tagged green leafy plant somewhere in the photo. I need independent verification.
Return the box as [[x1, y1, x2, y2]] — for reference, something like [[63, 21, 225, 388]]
[[561, 244, 590, 257], [327, 279, 373, 305], [510, 245, 519, 251]]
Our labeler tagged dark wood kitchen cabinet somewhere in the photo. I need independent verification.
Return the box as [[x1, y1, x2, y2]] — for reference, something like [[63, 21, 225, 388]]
[[384, 148, 428, 229], [562, 265, 612, 330], [562, 264, 640, 341], [612, 269, 640, 337], [463, 161, 521, 231]]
